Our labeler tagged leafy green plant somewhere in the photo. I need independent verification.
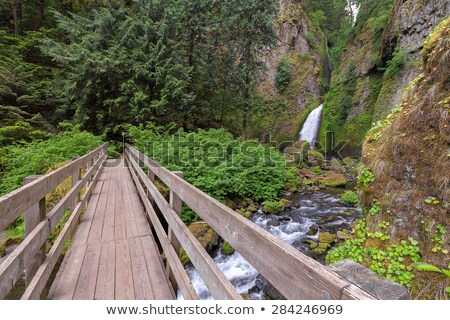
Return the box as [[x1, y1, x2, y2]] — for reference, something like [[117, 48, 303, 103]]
[[357, 168, 376, 187], [275, 58, 292, 92], [340, 190, 358, 205], [368, 201, 382, 216], [327, 220, 422, 287]]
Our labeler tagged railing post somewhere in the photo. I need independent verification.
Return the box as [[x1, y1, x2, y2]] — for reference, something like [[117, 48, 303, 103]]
[[71, 157, 81, 210], [166, 171, 184, 293], [23, 175, 46, 287]]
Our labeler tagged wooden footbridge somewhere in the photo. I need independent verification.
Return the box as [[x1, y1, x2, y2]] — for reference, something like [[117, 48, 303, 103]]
[[0, 144, 409, 300]]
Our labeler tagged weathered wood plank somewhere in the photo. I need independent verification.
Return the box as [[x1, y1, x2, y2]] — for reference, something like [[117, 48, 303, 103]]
[[47, 245, 87, 300], [87, 170, 111, 244], [129, 237, 154, 300], [0, 143, 107, 230], [126, 155, 198, 300], [95, 241, 116, 300], [140, 236, 174, 300], [72, 169, 109, 247], [73, 243, 102, 300], [115, 239, 134, 300], [101, 167, 116, 243], [127, 145, 376, 300], [126, 151, 240, 300], [122, 169, 140, 238], [123, 168, 151, 237], [114, 167, 127, 241]]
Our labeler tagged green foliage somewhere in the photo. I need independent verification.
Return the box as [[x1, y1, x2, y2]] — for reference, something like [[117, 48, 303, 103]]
[[382, 48, 407, 77], [0, 126, 103, 196], [128, 124, 290, 204], [340, 190, 358, 205], [368, 201, 382, 216], [327, 220, 421, 287], [358, 168, 376, 187], [313, 166, 323, 175], [221, 242, 235, 256], [275, 58, 292, 93]]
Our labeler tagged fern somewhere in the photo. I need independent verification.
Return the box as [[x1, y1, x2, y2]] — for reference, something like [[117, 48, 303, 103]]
[[413, 262, 450, 277]]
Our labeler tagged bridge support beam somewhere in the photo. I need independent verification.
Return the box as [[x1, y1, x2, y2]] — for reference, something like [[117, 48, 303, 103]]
[[23, 175, 46, 287]]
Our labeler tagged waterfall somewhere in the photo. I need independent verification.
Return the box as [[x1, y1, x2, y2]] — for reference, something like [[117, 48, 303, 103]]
[[298, 104, 323, 148]]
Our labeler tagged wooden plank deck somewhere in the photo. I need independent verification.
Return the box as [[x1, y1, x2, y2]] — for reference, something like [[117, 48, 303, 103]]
[[48, 159, 174, 300]]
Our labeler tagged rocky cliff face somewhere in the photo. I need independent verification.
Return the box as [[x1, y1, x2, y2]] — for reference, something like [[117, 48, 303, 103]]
[[375, 0, 450, 119], [253, 0, 327, 143], [320, 0, 449, 155], [360, 18, 449, 298]]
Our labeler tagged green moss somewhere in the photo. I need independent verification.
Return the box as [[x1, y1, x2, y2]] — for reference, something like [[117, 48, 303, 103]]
[[263, 201, 284, 215], [0, 236, 23, 257], [221, 242, 235, 256]]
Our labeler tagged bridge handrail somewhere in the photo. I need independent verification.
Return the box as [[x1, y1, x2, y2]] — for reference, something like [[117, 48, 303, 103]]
[[125, 146, 240, 300], [0, 143, 108, 299], [125, 144, 377, 300]]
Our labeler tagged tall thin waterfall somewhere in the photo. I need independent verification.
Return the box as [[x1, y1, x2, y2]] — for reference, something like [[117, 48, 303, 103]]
[[298, 104, 323, 148]]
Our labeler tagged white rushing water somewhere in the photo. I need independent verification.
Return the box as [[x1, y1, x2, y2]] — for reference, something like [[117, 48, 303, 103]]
[[298, 104, 323, 148]]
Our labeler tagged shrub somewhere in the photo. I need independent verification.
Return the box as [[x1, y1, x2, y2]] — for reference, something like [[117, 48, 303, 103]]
[[275, 58, 292, 92], [0, 126, 103, 196], [340, 190, 358, 205]]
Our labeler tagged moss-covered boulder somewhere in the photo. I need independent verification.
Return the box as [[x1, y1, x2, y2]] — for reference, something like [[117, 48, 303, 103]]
[[319, 232, 337, 244], [263, 201, 284, 214], [308, 149, 325, 167], [331, 158, 345, 173], [236, 209, 253, 219], [188, 222, 219, 252], [279, 198, 293, 209], [320, 173, 347, 187], [221, 242, 235, 256]]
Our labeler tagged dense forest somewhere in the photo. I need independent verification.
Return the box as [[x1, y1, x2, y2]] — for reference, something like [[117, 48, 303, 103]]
[[0, 0, 449, 300]]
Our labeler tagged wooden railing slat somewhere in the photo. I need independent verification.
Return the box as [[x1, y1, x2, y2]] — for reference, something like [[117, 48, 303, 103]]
[[126, 145, 376, 300], [126, 150, 241, 300]]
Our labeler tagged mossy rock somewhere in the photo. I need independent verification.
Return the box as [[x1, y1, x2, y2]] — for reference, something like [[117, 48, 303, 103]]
[[224, 198, 237, 210], [0, 236, 23, 257], [247, 203, 258, 213], [331, 158, 345, 173], [343, 157, 357, 166], [263, 201, 284, 214], [306, 240, 318, 250], [221, 242, 235, 256], [318, 232, 337, 244], [320, 173, 347, 187], [302, 179, 319, 186], [279, 198, 293, 208], [236, 209, 253, 219], [188, 222, 219, 253], [308, 149, 325, 167], [179, 248, 190, 265], [337, 230, 352, 241]]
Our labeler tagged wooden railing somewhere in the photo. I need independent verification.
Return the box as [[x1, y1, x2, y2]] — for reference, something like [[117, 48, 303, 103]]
[[124, 144, 377, 300], [0, 143, 108, 299]]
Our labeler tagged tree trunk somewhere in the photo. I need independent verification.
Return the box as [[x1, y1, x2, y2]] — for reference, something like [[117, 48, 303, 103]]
[[35, 0, 45, 30], [242, 111, 247, 140], [12, 2, 22, 35]]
